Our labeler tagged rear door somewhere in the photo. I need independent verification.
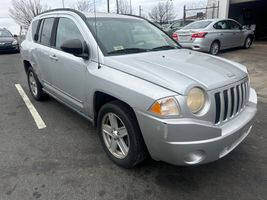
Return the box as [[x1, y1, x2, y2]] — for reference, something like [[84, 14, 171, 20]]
[[228, 20, 243, 47], [213, 20, 233, 49], [35, 18, 56, 86]]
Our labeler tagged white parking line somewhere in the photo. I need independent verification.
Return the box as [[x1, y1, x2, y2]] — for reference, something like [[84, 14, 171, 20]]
[[15, 84, 46, 129]]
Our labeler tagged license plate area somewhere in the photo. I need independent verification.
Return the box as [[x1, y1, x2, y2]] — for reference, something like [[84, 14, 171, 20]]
[[179, 35, 191, 41]]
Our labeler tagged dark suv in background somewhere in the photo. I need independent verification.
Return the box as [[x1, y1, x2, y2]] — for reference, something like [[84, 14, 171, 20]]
[[0, 28, 20, 53]]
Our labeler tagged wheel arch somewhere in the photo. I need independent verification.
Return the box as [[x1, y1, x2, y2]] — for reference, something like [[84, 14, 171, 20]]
[[23, 60, 32, 74], [93, 91, 149, 156], [93, 91, 137, 127], [211, 39, 221, 48]]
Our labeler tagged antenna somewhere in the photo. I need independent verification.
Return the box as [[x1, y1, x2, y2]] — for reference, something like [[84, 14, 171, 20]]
[[93, 0, 101, 69]]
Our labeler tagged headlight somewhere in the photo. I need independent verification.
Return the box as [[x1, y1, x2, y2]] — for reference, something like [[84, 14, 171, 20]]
[[187, 87, 206, 114], [149, 97, 180, 116], [12, 40, 18, 45]]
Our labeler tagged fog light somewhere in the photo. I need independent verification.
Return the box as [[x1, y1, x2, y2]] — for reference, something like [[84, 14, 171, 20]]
[[184, 150, 206, 164]]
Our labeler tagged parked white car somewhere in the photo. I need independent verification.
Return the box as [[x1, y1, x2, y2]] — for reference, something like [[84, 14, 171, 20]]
[[173, 19, 255, 55]]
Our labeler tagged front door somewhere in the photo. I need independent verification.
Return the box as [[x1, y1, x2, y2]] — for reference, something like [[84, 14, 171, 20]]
[[49, 17, 88, 111]]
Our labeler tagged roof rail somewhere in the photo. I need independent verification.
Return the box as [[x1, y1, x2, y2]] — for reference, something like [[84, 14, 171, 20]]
[[123, 14, 148, 21], [38, 8, 86, 20]]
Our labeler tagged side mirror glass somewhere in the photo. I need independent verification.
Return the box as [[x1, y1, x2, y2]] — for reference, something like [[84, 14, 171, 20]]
[[60, 39, 90, 60]]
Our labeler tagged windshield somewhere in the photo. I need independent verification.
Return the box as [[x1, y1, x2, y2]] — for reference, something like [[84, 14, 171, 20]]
[[0, 30, 12, 37], [87, 17, 180, 55], [183, 21, 212, 30]]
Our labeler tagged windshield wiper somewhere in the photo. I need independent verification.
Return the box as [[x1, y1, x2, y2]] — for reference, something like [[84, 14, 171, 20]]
[[107, 48, 149, 55], [151, 45, 178, 51]]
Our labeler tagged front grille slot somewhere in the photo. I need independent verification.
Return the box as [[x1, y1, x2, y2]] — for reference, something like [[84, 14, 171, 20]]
[[214, 81, 249, 124]]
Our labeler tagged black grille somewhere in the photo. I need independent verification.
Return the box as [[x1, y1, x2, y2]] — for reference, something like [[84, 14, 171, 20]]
[[214, 81, 249, 124]]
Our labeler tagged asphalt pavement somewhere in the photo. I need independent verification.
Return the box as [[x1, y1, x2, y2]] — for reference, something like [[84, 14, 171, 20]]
[[0, 48, 266, 200]]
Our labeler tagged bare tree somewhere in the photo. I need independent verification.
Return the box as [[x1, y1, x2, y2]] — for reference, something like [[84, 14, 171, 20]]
[[148, 1, 176, 24], [118, 0, 130, 14], [76, 0, 93, 12], [9, 0, 48, 29]]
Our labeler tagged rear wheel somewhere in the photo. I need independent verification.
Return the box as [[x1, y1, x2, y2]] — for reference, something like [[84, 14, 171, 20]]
[[27, 67, 46, 101], [210, 41, 220, 55], [97, 101, 147, 168], [244, 36, 253, 49]]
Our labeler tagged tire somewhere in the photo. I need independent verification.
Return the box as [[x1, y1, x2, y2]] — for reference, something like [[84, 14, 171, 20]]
[[27, 67, 46, 101], [209, 41, 220, 55], [97, 101, 147, 168], [243, 36, 253, 49]]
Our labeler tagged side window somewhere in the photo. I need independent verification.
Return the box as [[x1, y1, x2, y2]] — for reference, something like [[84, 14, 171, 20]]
[[56, 18, 84, 50], [40, 18, 55, 46], [214, 21, 229, 30], [229, 21, 241, 30], [31, 20, 38, 39]]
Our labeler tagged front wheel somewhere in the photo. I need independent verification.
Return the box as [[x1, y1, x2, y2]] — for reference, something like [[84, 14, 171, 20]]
[[97, 101, 147, 168], [210, 41, 220, 55], [244, 36, 253, 49]]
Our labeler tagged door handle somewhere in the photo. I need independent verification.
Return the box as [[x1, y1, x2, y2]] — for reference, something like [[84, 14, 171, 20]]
[[49, 54, 58, 61], [220, 33, 224, 36]]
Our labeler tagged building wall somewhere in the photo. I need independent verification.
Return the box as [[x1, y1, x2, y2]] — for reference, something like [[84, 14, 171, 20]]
[[207, 0, 229, 19]]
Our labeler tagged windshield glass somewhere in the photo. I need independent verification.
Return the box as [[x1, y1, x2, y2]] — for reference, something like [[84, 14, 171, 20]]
[[87, 17, 180, 55], [183, 21, 212, 30], [0, 30, 12, 37]]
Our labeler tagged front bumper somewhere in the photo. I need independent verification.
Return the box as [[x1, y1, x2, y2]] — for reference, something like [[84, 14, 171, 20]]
[[0, 44, 19, 53], [135, 88, 257, 166]]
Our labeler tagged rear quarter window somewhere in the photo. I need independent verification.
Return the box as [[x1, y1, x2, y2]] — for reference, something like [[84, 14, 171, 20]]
[[31, 20, 38, 39]]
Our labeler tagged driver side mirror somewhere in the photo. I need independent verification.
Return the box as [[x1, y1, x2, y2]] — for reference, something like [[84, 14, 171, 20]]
[[60, 39, 90, 60], [13, 34, 18, 38]]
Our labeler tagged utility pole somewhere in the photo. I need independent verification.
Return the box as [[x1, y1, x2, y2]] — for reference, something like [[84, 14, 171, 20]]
[[212, 3, 215, 19], [183, 5, 186, 26], [62, 0, 65, 8], [116, 0, 119, 14], [107, 0, 110, 13], [139, 5, 142, 17]]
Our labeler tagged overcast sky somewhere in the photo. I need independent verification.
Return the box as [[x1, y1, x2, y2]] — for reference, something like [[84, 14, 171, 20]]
[[0, 0, 207, 34]]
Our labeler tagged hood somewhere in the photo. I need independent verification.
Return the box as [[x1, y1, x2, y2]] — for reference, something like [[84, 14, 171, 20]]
[[0, 37, 14, 43], [103, 49, 247, 95]]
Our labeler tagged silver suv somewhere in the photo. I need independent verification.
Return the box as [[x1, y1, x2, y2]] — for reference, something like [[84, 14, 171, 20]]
[[21, 9, 257, 168]]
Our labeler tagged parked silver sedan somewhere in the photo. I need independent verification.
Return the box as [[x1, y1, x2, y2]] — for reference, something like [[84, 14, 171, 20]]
[[173, 19, 255, 55]]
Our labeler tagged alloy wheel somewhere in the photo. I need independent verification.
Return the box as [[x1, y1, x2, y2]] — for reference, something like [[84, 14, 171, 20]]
[[29, 72, 38, 96], [102, 113, 130, 159], [211, 42, 219, 55]]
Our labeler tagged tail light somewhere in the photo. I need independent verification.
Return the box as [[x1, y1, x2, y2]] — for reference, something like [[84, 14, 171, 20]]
[[191, 32, 208, 39], [172, 33, 179, 41]]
